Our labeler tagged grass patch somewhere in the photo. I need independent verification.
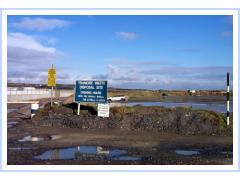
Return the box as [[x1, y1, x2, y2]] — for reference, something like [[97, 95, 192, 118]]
[[192, 109, 227, 129]]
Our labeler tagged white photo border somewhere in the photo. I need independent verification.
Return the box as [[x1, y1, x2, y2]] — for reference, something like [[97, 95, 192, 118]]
[[1, 9, 239, 171]]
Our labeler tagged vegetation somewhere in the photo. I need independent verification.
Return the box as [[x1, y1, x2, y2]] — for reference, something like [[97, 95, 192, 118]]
[[108, 89, 231, 102], [34, 102, 232, 136]]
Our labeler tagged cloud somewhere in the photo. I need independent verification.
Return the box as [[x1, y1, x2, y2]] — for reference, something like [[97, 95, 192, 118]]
[[9, 17, 71, 31], [116, 31, 138, 40], [57, 73, 71, 80], [34, 35, 58, 46], [112, 76, 138, 82], [8, 33, 57, 66], [140, 66, 232, 81], [107, 58, 176, 66], [92, 74, 108, 80], [7, 32, 66, 84], [220, 31, 232, 38], [141, 66, 231, 75], [8, 32, 232, 90], [110, 81, 230, 90], [90, 59, 233, 90]]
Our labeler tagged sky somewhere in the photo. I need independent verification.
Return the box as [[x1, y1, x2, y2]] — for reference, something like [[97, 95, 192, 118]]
[[7, 15, 233, 90]]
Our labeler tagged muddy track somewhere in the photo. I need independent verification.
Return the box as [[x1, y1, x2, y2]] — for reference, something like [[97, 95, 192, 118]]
[[7, 103, 233, 165]]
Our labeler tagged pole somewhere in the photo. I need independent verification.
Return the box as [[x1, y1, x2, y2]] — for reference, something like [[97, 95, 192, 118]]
[[51, 86, 53, 107], [227, 72, 230, 125], [31, 103, 39, 118], [51, 64, 53, 107], [77, 103, 80, 115]]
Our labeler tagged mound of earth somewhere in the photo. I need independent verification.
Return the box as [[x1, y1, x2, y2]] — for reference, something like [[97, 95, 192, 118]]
[[32, 103, 232, 136]]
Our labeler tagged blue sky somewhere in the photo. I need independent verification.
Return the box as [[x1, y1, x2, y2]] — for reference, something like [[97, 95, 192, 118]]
[[7, 15, 233, 90]]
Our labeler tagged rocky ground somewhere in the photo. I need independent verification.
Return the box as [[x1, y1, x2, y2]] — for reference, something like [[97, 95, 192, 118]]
[[7, 101, 233, 165], [33, 103, 232, 136]]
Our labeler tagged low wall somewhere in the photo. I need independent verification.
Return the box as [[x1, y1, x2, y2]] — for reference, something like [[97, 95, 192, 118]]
[[7, 89, 74, 101], [58, 89, 73, 98]]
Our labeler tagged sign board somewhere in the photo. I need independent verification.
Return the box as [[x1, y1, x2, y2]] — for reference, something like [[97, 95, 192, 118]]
[[48, 68, 56, 87], [75, 80, 107, 103], [98, 103, 109, 117]]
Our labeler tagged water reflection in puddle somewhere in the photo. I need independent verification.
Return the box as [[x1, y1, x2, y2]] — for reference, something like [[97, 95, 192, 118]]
[[34, 146, 141, 161], [220, 151, 233, 155], [7, 109, 17, 113], [50, 135, 62, 140], [7, 121, 19, 128], [19, 136, 44, 142], [175, 150, 200, 156], [127, 102, 232, 113], [8, 147, 33, 150], [8, 121, 18, 125], [112, 156, 141, 161]]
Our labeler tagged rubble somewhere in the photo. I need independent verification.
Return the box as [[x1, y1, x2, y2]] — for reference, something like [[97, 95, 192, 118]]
[[33, 103, 232, 136]]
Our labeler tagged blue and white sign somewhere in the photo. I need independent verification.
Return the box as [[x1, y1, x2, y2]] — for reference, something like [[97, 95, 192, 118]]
[[75, 80, 107, 103]]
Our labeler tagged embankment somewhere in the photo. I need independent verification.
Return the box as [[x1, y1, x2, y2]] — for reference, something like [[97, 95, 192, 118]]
[[32, 103, 232, 136]]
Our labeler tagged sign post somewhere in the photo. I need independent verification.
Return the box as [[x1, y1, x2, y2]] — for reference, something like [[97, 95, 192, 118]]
[[75, 80, 108, 116], [77, 103, 80, 115], [48, 65, 56, 107]]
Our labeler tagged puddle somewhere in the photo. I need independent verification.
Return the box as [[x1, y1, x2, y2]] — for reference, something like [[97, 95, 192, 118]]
[[8, 121, 18, 125], [34, 145, 141, 161], [19, 136, 44, 142], [175, 150, 200, 156], [18, 135, 61, 142], [220, 151, 233, 155], [50, 135, 62, 140], [8, 147, 33, 150], [127, 102, 233, 113], [111, 156, 141, 161], [7, 109, 17, 113], [7, 121, 19, 128]]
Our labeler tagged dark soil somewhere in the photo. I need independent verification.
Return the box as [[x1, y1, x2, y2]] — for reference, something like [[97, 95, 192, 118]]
[[32, 103, 232, 136], [7, 102, 233, 165]]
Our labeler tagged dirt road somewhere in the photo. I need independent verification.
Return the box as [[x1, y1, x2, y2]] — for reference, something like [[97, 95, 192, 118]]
[[7, 102, 233, 165]]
